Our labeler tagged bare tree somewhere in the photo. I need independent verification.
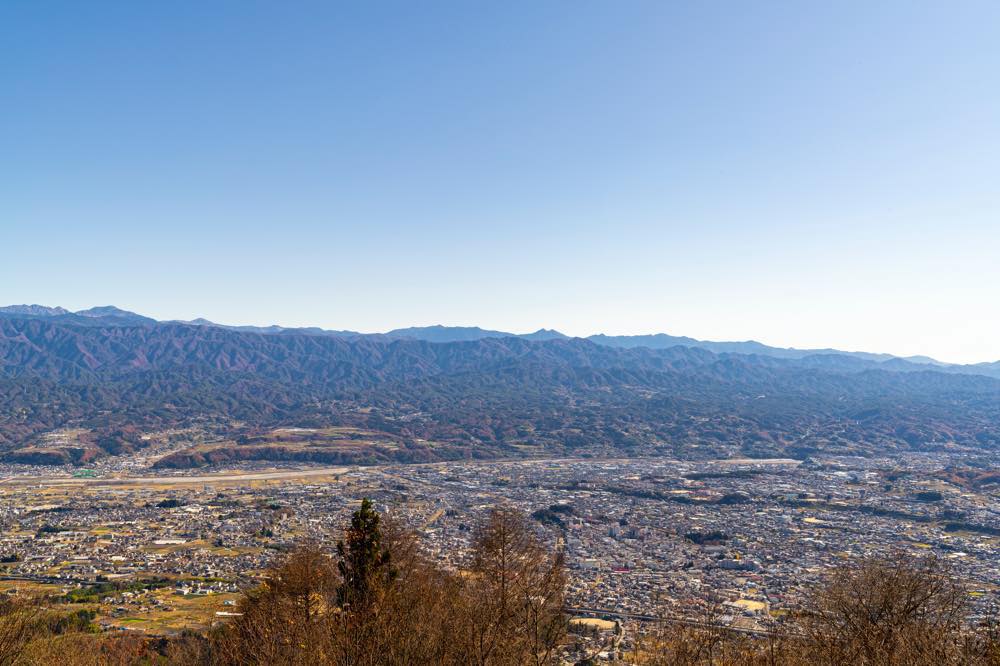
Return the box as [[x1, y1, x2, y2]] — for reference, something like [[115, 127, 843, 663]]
[[465, 507, 566, 666], [802, 552, 968, 665], [0, 598, 39, 666], [215, 543, 338, 665]]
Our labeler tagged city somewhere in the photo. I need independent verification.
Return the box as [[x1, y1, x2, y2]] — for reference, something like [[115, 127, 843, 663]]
[[2, 434, 996, 645], [5, 1, 1000, 662]]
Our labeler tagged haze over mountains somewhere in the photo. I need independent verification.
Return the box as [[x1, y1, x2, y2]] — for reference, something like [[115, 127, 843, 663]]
[[0, 303, 998, 468], [0, 304, 993, 376]]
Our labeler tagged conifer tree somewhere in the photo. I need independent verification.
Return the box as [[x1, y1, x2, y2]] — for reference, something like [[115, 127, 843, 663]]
[[336, 498, 394, 608]]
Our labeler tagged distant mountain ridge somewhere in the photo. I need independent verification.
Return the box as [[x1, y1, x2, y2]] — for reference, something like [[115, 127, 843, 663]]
[[0, 304, 70, 316], [1, 304, 996, 379], [385, 325, 510, 342], [0, 304, 155, 327], [0, 308, 998, 466]]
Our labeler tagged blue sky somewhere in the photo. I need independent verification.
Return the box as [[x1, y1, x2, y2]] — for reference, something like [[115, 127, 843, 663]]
[[3, 1, 999, 363]]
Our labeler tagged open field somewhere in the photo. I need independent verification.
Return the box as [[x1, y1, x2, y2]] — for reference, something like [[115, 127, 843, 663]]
[[102, 588, 243, 633]]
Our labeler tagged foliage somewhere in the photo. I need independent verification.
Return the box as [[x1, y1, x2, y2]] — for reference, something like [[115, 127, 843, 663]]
[[2, 317, 1000, 464], [1, 507, 999, 665], [207, 504, 566, 665], [335, 498, 394, 608]]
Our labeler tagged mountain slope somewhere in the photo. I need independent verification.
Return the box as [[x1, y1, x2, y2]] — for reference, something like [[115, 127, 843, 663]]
[[0, 315, 998, 466], [5, 305, 996, 376]]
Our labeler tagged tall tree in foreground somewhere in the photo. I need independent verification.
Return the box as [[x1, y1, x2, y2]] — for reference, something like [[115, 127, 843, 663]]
[[214, 542, 338, 665], [465, 507, 566, 666], [183, 503, 569, 665], [327, 514, 472, 665], [335, 498, 395, 609]]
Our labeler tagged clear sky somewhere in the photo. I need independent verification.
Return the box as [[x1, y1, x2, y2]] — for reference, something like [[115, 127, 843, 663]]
[[3, 2, 999, 363]]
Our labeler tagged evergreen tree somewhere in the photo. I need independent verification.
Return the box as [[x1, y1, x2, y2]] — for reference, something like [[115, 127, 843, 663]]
[[336, 498, 394, 608]]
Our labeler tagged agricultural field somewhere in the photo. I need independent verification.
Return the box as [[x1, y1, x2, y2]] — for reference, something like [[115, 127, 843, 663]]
[[152, 426, 414, 469]]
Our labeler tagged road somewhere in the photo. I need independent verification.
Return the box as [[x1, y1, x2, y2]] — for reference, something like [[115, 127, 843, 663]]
[[0, 466, 349, 487], [0, 454, 800, 488]]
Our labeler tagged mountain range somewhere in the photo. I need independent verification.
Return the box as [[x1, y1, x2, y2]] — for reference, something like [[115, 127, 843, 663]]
[[1, 304, 994, 377], [0, 304, 997, 467]]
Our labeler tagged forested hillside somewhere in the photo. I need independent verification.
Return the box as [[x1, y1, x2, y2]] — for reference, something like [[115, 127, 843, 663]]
[[1, 315, 998, 465]]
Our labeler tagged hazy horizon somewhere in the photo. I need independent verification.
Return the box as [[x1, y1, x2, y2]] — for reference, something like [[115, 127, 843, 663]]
[[1, 300, 992, 365], [5, 2, 999, 364]]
